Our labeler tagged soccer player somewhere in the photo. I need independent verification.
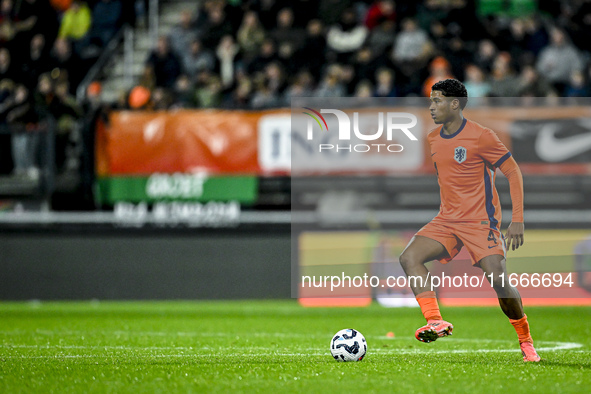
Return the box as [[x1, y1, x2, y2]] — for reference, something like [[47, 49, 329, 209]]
[[399, 79, 541, 362]]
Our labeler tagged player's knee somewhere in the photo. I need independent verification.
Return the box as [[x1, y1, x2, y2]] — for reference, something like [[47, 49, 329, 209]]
[[399, 251, 418, 271], [486, 270, 512, 292]]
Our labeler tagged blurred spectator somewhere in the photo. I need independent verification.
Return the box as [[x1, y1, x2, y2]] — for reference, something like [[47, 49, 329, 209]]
[[416, 0, 447, 32], [564, 70, 589, 97], [58, 0, 92, 54], [392, 18, 430, 64], [367, 20, 396, 57], [317, 0, 353, 26], [170, 9, 197, 61], [364, 0, 396, 30], [222, 77, 251, 109], [394, 18, 432, 94], [172, 75, 195, 108], [463, 64, 491, 98], [314, 65, 346, 97], [523, 16, 548, 56], [151, 87, 173, 110], [250, 76, 278, 109], [428, 19, 448, 50], [88, 0, 123, 48], [351, 48, 377, 88], [8, 84, 39, 179], [215, 35, 240, 88], [247, 38, 277, 75], [0, 0, 19, 48], [14, 0, 59, 45], [49, 38, 84, 93], [53, 79, 82, 172], [489, 52, 520, 97], [0, 78, 14, 107], [339, 64, 356, 95], [200, 3, 233, 50], [517, 65, 555, 97], [445, 0, 479, 41], [195, 73, 223, 108], [0, 48, 20, 83], [568, 0, 591, 51], [277, 41, 298, 76], [373, 68, 396, 97], [252, 0, 281, 30], [138, 64, 155, 91], [422, 56, 453, 97], [283, 70, 314, 102], [327, 8, 368, 62], [498, 19, 533, 66], [270, 8, 305, 52], [354, 79, 373, 98], [264, 62, 287, 96], [21, 34, 51, 91], [146, 36, 183, 89], [298, 19, 326, 80], [445, 37, 472, 81], [0, 79, 15, 125], [473, 39, 498, 73], [237, 11, 266, 60], [536, 27, 584, 92], [33, 73, 55, 119], [183, 39, 215, 80]]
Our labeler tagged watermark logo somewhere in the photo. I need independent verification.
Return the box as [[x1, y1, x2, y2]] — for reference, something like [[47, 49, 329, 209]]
[[302, 107, 329, 135], [303, 108, 418, 153]]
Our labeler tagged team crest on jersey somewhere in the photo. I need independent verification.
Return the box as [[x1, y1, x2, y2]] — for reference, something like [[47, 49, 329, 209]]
[[454, 146, 467, 163]]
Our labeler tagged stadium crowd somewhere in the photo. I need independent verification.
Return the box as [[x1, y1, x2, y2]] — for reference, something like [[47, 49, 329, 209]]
[[0, 0, 138, 179], [1, 0, 591, 183], [127, 0, 591, 110]]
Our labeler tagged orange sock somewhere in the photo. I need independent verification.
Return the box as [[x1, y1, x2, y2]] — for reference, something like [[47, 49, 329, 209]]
[[416, 291, 442, 322], [510, 314, 533, 344]]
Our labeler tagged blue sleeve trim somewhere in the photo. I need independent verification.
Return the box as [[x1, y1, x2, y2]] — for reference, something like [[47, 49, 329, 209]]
[[494, 152, 512, 168]]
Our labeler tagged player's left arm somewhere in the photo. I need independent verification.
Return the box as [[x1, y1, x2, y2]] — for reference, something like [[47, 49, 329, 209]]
[[479, 129, 524, 251], [498, 157, 524, 251]]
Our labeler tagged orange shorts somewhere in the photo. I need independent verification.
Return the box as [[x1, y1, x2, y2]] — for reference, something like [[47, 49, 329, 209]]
[[415, 218, 506, 266]]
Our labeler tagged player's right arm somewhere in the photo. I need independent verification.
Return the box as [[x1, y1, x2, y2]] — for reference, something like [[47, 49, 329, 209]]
[[478, 128, 525, 250], [499, 156, 524, 250]]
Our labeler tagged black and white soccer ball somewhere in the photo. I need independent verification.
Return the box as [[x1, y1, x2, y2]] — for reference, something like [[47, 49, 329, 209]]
[[330, 329, 367, 362]]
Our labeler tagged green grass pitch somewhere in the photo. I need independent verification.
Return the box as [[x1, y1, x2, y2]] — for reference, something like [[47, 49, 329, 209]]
[[1, 301, 590, 393]]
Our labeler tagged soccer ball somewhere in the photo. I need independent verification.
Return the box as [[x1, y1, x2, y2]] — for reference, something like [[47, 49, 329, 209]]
[[330, 328, 367, 362]]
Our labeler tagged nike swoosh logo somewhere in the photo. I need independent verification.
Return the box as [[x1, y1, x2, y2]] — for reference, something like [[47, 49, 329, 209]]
[[535, 124, 591, 162], [488, 245, 497, 249], [431, 152, 437, 156]]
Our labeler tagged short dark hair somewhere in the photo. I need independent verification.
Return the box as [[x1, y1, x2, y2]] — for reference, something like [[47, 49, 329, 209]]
[[431, 79, 468, 109]]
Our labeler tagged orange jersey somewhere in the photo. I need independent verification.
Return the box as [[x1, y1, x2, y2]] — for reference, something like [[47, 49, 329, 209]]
[[428, 118, 513, 230]]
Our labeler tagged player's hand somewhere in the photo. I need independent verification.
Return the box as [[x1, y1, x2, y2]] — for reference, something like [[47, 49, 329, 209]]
[[505, 222, 524, 251]]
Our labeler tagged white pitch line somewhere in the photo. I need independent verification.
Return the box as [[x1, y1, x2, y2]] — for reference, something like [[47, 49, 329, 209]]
[[0, 341, 583, 359], [0, 330, 308, 338]]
